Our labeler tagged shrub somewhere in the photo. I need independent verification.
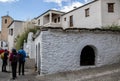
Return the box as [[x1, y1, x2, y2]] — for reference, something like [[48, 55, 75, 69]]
[[15, 27, 38, 50], [102, 24, 120, 31]]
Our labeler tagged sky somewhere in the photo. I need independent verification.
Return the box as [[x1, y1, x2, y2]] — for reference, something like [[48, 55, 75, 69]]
[[0, 0, 93, 30]]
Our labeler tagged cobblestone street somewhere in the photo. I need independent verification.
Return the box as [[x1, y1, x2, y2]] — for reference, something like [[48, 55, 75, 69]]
[[0, 59, 39, 81], [1, 59, 120, 81], [36, 63, 120, 81]]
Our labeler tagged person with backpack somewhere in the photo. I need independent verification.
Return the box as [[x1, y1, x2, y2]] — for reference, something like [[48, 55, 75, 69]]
[[9, 48, 18, 80], [18, 47, 26, 75], [2, 49, 9, 72]]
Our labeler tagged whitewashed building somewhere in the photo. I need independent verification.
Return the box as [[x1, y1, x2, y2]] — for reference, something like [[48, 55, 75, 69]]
[[8, 20, 24, 50], [62, 0, 120, 28], [35, 10, 65, 27], [33, 27, 120, 75], [36, 0, 120, 29], [27, 0, 120, 75]]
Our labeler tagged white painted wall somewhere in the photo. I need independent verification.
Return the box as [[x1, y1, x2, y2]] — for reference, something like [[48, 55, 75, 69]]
[[35, 0, 120, 29], [62, 0, 102, 29], [25, 32, 34, 58], [36, 10, 64, 27], [34, 32, 41, 73], [62, 0, 120, 28], [14, 22, 24, 38], [39, 29, 120, 75], [8, 23, 14, 51], [101, 0, 120, 26], [8, 21, 23, 51]]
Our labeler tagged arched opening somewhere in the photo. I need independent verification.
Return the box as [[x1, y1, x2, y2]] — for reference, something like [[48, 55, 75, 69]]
[[80, 45, 95, 66]]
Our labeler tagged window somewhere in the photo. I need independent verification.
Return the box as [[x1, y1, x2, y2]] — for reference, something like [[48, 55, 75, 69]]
[[38, 19, 40, 25], [5, 19, 7, 24], [108, 3, 114, 12], [85, 8, 89, 17], [11, 29, 13, 36], [64, 18, 66, 21], [54, 18, 57, 23], [58, 17, 60, 22], [70, 15, 73, 27]]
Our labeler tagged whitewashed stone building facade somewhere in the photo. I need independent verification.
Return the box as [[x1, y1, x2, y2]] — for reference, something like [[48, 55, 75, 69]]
[[25, 0, 120, 75], [8, 20, 24, 50], [33, 27, 120, 75], [35, 0, 120, 29]]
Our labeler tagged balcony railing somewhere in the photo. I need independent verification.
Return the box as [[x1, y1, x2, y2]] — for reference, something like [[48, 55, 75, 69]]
[[43, 22, 61, 27]]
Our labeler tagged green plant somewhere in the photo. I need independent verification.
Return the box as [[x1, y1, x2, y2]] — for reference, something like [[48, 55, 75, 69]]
[[102, 24, 120, 31], [15, 27, 38, 50]]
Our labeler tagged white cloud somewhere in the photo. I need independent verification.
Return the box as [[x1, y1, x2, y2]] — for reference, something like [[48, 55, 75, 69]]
[[44, 0, 68, 6], [53, 1, 83, 12], [45, 0, 93, 12], [0, 0, 19, 3], [84, 0, 93, 3]]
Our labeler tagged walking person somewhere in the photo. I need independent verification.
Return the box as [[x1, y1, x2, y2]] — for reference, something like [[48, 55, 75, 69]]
[[2, 49, 9, 72], [9, 48, 18, 80], [18, 47, 27, 75]]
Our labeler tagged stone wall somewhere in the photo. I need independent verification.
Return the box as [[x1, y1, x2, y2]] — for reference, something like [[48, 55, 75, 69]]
[[39, 28, 120, 75]]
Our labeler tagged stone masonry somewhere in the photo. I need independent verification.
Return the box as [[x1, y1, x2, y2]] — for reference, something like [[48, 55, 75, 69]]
[[1, 15, 13, 42], [36, 28, 120, 75]]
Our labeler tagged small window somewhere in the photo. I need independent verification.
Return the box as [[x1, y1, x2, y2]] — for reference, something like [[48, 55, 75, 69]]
[[85, 8, 89, 17], [64, 18, 66, 21], [70, 15, 73, 27], [58, 17, 60, 22], [5, 19, 7, 24], [108, 3, 114, 12], [11, 29, 13, 36], [38, 19, 40, 25]]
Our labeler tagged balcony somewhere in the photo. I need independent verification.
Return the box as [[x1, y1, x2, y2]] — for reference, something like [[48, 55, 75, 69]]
[[43, 22, 61, 27]]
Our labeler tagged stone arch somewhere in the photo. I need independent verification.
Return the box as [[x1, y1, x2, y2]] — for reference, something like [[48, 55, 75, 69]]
[[80, 45, 96, 66]]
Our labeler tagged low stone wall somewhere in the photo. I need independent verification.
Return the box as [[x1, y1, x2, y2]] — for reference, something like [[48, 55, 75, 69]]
[[39, 28, 120, 75]]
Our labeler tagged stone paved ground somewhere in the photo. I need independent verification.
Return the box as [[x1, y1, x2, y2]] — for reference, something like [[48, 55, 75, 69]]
[[36, 63, 120, 81], [0, 59, 39, 81], [1, 58, 120, 81]]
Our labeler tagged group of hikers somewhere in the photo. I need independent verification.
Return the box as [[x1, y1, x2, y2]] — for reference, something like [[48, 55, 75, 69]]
[[0, 47, 27, 80]]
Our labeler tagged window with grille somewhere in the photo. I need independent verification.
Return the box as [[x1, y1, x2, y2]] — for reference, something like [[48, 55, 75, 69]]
[[108, 3, 114, 13], [85, 8, 89, 17], [70, 15, 73, 27], [38, 19, 40, 25]]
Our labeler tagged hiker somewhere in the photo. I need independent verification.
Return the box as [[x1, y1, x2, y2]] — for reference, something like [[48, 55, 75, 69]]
[[9, 48, 18, 80], [18, 47, 27, 75], [2, 49, 9, 72], [0, 48, 4, 72]]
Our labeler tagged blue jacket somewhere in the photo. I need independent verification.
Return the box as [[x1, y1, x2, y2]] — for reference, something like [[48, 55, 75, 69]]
[[18, 49, 27, 61]]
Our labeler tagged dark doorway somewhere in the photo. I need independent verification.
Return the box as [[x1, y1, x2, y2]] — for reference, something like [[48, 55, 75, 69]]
[[80, 46, 95, 66]]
